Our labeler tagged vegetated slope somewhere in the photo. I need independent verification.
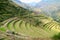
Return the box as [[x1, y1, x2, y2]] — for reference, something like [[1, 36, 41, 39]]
[[0, 0, 60, 40], [0, 14, 60, 40], [0, 0, 32, 22]]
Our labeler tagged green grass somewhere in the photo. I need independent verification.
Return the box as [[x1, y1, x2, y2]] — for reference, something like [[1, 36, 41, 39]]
[[43, 21, 60, 37], [0, 27, 6, 32], [7, 20, 16, 32], [0, 17, 60, 39]]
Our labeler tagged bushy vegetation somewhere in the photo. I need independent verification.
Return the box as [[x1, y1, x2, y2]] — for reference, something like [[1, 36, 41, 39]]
[[52, 33, 60, 40], [0, 0, 32, 22], [0, 0, 60, 40]]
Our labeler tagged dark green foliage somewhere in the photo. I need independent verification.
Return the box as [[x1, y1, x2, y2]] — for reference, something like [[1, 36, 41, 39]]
[[0, 38, 5, 40], [52, 33, 60, 40], [0, 0, 32, 22], [0, 0, 45, 27]]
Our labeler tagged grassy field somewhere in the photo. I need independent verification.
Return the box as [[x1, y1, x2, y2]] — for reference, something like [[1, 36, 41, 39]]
[[0, 16, 60, 40], [0, 0, 60, 40]]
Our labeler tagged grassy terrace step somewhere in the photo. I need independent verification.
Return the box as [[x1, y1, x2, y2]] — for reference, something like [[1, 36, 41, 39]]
[[43, 21, 60, 37], [13, 19, 53, 38], [0, 17, 18, 32], [1, 17, 17, 25], [0, 27, 6, 32], [30, 26, 49, 37], [19, 21, 38, 37], [25, 22, 43, 38], [13, 20, 45, 38], [20, 21, 43, 38], [27, 23, 46, 37], [0, 17, 60, 38], [7, 20, 18, 32], [19, 20, 49, 38], [13, 20, 26, 35]]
